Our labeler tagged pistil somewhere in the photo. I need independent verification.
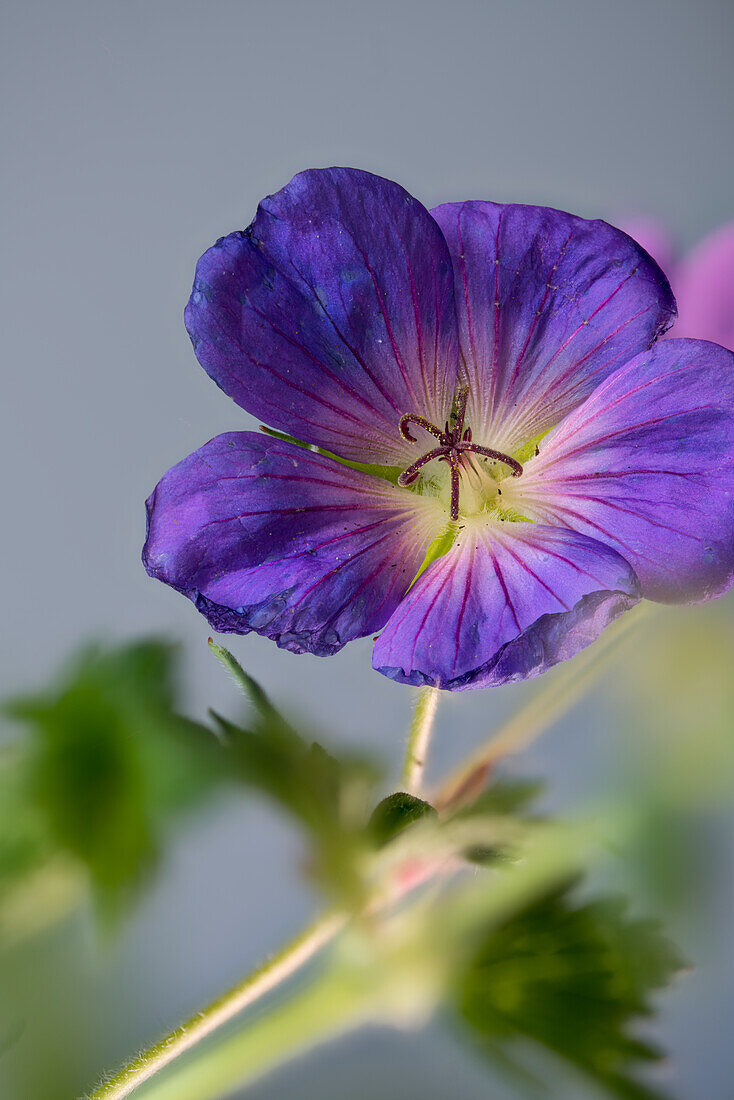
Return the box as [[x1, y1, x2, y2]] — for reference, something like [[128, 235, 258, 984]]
[[398, 386, 523, 521]]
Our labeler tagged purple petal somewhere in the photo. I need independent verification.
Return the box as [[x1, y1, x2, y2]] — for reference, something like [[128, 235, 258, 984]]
[[430, 201, 676, 453], [513, 339, 734, 603], [675, 220, 734, 349], [143, 432, 443, 655], [373, 522, 639, 690], [185, 168, 459, 466]]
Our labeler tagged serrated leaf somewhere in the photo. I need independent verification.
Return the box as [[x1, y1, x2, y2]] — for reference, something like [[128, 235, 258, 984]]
[[456, 878, 682, 1100], [207, 654, 381, 902]]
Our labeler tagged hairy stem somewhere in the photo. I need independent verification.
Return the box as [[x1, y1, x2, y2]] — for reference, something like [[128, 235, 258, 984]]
[[402, 686, 440, 796], [132, 967, 376, 1100], [87, 911, 346, 1100], [124, 816, 600, 1100], [89, 606, 652, 1098]]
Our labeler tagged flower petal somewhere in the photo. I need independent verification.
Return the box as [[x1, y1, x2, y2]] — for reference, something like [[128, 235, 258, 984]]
[[373, 521, 639, 690], [143, 432, 443, 655], [675, 220, 734, 349], [512, 339, 734, 603], [430, 201, 676, 452], [185, 169, 459, 466]]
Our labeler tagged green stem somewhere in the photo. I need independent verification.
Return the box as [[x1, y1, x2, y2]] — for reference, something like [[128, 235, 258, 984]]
[[402, 686, 440, 796], [87, 911, 345, 1100], [129, 813, 610, 1100], [88, 608, 647, 1100], [134, 966, 376, 1100]]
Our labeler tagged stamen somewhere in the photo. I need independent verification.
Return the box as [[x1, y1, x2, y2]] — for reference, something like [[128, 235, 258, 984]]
[[397, 387, 523, 517], [457, 443, 523, 478], [399, 413, 444, 444], [442, 451, 462, 521], [397, 446, 447, 486]]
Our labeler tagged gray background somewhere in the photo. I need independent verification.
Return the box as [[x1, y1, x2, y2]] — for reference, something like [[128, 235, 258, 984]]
[[2, 2, 733, 1098]]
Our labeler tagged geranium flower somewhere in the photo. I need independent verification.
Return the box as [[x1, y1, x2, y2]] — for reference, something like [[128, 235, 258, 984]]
[[622, 216, 734, 349], [143, 169, 734, 690]]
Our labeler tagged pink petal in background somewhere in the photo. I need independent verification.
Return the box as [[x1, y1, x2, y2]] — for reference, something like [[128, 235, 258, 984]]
[[620, 216, 734, 350]]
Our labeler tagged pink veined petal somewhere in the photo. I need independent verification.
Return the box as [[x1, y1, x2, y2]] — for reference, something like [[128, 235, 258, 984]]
[[143, 432, 444, 654], [512, 339, 734, 604], [431, 201, 676, 453], [372, 520, 640, 690], [185, 168, 460, 467]]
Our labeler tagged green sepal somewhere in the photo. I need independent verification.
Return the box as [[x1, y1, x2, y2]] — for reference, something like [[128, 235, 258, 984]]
[[368, 791, 438, 848], [454, 778, 545, 819], [512, 427, 553, 465], [208, 639, 284, 726], [257, 425, 402, 485], [453, 779, 544, 866], [407, 522, 458, 589]]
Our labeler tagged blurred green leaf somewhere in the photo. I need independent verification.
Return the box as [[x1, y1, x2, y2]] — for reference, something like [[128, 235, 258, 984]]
[[617, 603, 734, 808], [456, 879, 682, 1100], [605, 603, 734, 911], [456, 778, 544, 819], [0, 749, 51, 890], [3, 639, 227, 918], [209, 644, 381, 903]]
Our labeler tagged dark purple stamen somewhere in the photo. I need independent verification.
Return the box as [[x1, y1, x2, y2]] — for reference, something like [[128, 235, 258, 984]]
[[397, 386, 523, 521]]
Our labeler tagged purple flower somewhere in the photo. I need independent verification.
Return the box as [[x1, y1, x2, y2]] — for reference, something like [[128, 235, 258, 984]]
[[143, 169, 734, 690]]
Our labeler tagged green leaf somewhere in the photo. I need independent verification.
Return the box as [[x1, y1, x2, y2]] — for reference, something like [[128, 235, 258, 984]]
[[456, 879, 682, 1100], [4, 639, 227, 918], [213, 710, 378, 902], [368, 791, 438, 848], [0, 749, 52, 890], [207, 647, 380, 901]]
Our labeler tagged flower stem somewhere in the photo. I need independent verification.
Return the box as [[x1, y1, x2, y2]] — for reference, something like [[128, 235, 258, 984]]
[[87, 911, 346, 1100], [117, 815, 603, 1100], [402, 686, 440, 796], [129, 966, 377, 1100], [88, 606, 653, 1099]]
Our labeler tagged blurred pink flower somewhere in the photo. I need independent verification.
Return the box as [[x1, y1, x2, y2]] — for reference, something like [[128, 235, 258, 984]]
[[621, 216, 734, 350]]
